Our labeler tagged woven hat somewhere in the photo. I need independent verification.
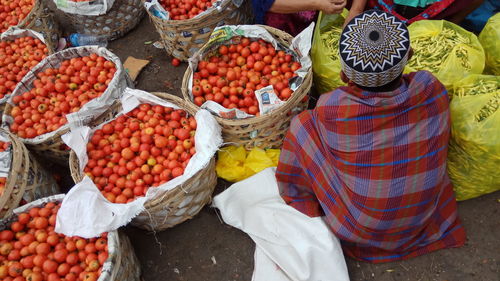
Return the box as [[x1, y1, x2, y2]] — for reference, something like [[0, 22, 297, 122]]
[[339, 10, 410, 88]]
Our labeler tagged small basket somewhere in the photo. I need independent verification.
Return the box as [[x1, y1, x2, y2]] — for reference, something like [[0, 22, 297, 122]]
[[182, 25, 312, 149], [145, 0, 253, 61], [62, 0, 146, 41], [0, 129, 59, 218], [1, 47, 131, 165], [0, 194, 142, 281], [18, 0, 61, 54], [69, 92, 218, 231]]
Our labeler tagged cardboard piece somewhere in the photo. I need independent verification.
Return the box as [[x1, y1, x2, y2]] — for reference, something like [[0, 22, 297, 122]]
[[123, 56, 150, 81]]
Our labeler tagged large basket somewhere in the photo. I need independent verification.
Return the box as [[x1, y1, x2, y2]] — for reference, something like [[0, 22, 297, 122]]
[[1, 47, 131, 165], [0, 129, 59, 218], [62, 0, 146, 41], [18, 0, 61, 53], [182, 25, 312, 149], [145, 0, 253, 61], [0, 194, 142, 281], [69, 92, 218, 231]]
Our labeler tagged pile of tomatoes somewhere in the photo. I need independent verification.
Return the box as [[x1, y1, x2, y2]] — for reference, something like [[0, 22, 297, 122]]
[[0, 201, 109, 281], [0, 0, 34, 32], [8, 53, 116, 139], [191, 38, 301, 116], [84, 103, 197, 204], [160, 0, 217, 20], [0, 141, 9, 196], [0, 36, 48, 100]]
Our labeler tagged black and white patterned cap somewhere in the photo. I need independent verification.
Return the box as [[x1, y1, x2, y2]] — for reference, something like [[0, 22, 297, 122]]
[[340, 10, 410, 88]]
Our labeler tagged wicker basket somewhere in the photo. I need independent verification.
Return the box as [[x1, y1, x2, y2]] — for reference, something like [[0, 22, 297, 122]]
[[0, 194, 142, 281], [0, 129, 59, 218], [1, 47, 131, 165], [62, 0, 146, 41], [18, 0, 61, 54], [181, 25, 312, 149], [69, 92, 218, 231], [145, 0, 253, 61]]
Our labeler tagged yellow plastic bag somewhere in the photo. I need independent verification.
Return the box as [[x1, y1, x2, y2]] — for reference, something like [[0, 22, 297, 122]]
[[405, 20, 485, 88], [216, 146, 281, 182], [479, 13, 500, 75], [311, 10, 348, 95], [447, 74, 500, 201]]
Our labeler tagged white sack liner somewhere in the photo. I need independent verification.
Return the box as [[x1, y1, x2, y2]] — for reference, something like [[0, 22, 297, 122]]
[[56, 88, 222, 238], [54, 0, 114, 16]]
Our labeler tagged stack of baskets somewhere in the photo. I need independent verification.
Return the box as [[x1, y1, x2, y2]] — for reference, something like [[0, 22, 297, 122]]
[[69, 92, 218, 231], [182, 25, 313, 149], [145, 0, 253, 60], [0, 129, 59, 218]]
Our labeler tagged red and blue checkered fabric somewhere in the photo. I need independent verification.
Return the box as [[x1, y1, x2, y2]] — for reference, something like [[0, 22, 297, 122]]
[[276, 71, 466, 263]]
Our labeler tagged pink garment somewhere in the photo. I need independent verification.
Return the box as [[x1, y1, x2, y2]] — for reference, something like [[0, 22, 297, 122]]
[[264, 11, 317, 36]]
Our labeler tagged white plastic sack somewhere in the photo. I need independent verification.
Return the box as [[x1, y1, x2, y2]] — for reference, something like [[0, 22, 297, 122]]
[[0, 131, 11, 178], [213, 168, 350, 281], [187, 23, 314, 119], [0, 27, 48, 105], [1, 46, 130, 146], [54, 0, 114, 16], [56, 88, 222, 238]]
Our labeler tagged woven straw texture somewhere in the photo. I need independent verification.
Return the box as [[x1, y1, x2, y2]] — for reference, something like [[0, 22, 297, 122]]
[[18, 0, 61, 54], [69, 92, 218, 231], [182, 25, 312, 149], [146, 0, 253, 61], [2, 47, 130, 165], [62, 0, 145, 41], [0, 129, 59, 218], [0, 195, 142, 281]]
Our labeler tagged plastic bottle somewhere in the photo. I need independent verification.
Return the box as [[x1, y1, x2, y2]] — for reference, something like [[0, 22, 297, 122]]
[[68, 33, 108, 47]]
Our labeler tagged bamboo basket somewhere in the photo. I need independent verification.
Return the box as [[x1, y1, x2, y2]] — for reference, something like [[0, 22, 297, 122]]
[[0, 194, 142, 281], [145, 0, 253, 61], [18, 0, 61, 53], [1, 46, 131, 165], [182, 25, 312, 149], [62, 0, 145, 41], [69, 92, 218, 231], [0, 129, 59, 218]]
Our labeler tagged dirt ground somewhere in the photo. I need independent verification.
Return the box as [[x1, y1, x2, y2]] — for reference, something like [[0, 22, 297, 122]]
[[53, 15, 500, 281]]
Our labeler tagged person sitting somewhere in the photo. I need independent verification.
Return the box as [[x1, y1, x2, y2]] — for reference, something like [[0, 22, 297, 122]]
[[276, 10, 466, 263], [345, 0, 484, 25], [251, 0, 347, 36]]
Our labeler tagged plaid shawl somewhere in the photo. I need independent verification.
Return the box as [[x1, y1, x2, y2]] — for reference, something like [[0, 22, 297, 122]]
[[276, 71, 465, 263]]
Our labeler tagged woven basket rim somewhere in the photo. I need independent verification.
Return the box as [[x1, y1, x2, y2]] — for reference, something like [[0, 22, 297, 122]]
[[181, 25, 312, 126]]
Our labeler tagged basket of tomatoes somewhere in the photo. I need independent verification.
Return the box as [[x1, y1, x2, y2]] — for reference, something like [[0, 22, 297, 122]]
[[0, 194, 142, 281], [0, 47, 131, 165], [0, 128, 59, 219], [2, 0, 62, 53], [181, 25, 313, 149], [0, 28, 53, 115], [56, 0, 145, 41], [144, 0, 253, 61], [60, 89, 220, 234]]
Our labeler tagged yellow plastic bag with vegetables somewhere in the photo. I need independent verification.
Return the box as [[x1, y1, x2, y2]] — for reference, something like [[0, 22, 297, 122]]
[[216, 146, 281, 182], [405, 20, 485, 88], [311, 10, 348, 95], [447, 74, 500, 201], [479, 13, 500, 75]]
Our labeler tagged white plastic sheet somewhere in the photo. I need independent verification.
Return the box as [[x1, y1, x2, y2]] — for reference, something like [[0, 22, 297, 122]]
[[213, 168, 350, 281], [54, 0, 114, 16], [56, 88, 222, 238]]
